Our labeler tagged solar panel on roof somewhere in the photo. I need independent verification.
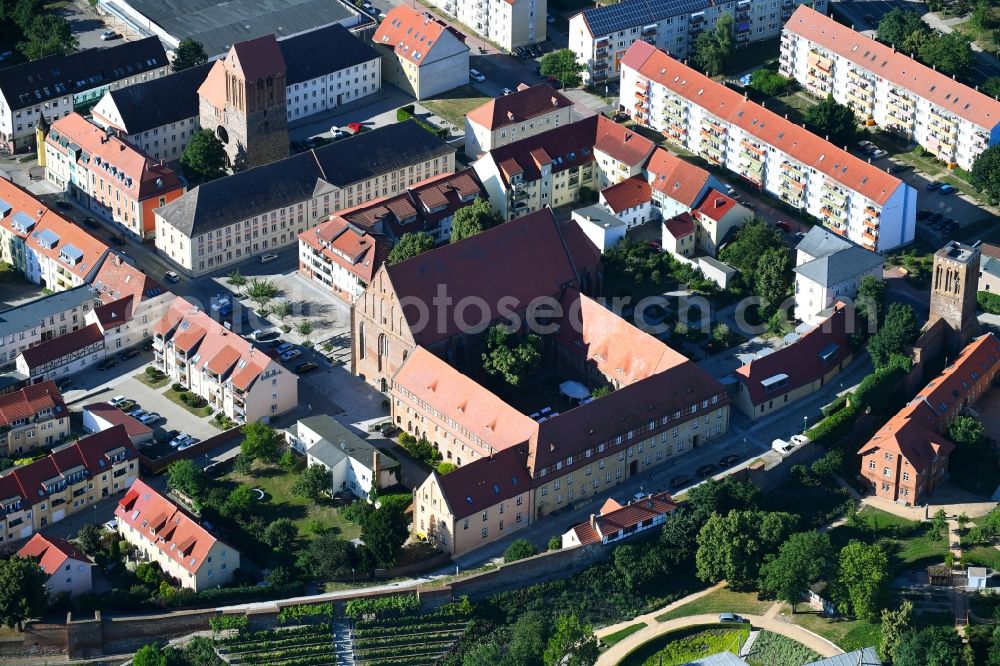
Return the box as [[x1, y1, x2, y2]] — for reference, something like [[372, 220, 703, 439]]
[[60, 244, 84, 263], [0, 198, 11, 216], [11, 210, 35, 233], [34, 228, 60, 248]]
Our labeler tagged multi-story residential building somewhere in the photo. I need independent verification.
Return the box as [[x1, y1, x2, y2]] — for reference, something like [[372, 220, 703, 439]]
[[426, 0, 545, 51], [780, 6, 1000, 170], [0, 287, 97, 371], [464, 84, 575, 157], [473, 115, 654, 221], [15, 323, 106, 383], [17, 534, 94, 597], [156, 120, 454, 276], [373, 6, 470, 100], [980, 244, 1000, 294], [353, 208, 602, 392], [0, 37, 168, 152], [116, 479, 240, 591], [0, 381, 68, 457], [90, 63, 212, 163], [561, 492, 679, 548], [793, 227, 884, 324], [0, 424, 138, 541], [298, 169, 486, 302], [0, 179, 111, 291], [620, 40, 917, 252], [86, 255, 172, 352], [45, 113, 185, 241], [858, 332, 1000, 505], [733, 304, 854, 420], [154, 297, 298, 423], [569, 0, 826, 84]]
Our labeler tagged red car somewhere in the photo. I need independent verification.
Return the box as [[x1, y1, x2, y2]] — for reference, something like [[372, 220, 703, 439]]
[[347, 122, 365, 133], [776, 220, 793, 232]]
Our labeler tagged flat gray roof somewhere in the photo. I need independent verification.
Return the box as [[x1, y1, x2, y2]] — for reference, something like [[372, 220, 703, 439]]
[[0, 286, 96, 341], [115, 0, 358, 56]]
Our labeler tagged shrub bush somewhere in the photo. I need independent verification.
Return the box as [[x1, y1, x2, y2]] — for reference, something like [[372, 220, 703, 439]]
[[345, 593, 420, 618], [978, 291, 1000, 315], [172, 383, 185, 392], [396, 108, 412, 122], [805, 401, 859, 446]]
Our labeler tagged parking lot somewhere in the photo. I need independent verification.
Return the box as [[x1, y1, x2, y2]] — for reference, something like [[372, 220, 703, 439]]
[[106, 374, 220, 445]]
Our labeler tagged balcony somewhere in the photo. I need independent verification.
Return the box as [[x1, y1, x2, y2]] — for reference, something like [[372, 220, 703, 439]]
[[595, 46, 608, 58], [863, 230, 879, 243], [807, 51, 832, 72], [740, 139, 764, 156], [864, 206, 879, 218]]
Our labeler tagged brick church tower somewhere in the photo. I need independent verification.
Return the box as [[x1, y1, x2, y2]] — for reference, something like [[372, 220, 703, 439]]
[[928, 240, 981, 354], [197, 35, 288, 171]]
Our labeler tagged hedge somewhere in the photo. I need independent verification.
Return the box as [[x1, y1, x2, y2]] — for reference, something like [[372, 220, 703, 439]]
[[978, 291, 1000, 315], [805, 401, 859, 446], [216, 624, 330, 646], [277, 602, 333, 624], [162, 580, 305, 608], [345, 593, 420, 618], [210, 614, 248, 633]]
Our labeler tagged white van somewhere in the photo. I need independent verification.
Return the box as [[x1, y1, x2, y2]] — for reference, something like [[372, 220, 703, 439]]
[[771, 438, 794, 454]]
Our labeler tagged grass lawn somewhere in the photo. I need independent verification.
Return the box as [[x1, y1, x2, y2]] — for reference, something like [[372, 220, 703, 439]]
[[744, 630, 820, 666], [136, 372, 170, 389], [656, 587, 772, 622], [828, 507, 947, 570], [224, 462, 361, 540], [602, 622, 648, 647], [163, 388, 213, 418], [788, 612, 880, 653], [962, 545, 1000, 569], [422, 85, 491, 127], [620, 625, 750, 666]]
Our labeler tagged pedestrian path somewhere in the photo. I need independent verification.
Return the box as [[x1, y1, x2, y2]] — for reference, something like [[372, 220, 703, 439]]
[[738, 629, 761, 658], [332, 618, 355, 665]]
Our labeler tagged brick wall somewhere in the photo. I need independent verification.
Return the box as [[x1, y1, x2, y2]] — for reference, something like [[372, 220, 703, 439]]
[[138, 427, 242, 474]]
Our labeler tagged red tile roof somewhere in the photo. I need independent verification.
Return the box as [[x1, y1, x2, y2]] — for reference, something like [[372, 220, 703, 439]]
[[0, 381, 66, 427], [299, 218, 391, 286], [433, 445, 532, 520], [229, 34, 286, 81], [694, 189, 738, 221], [623, 40, 903, 205], [858, 401, 954, 475], [83, 402, 153, 439], [18, 323, 104, 370], [600, 176, 652, 214], [373, 5, 466, 66], [115, 479, 221, 575], [664, 212, 696, 239], [786, 5, 1000, 130], [570, 491, 679, 545], [466, 84, 573, 131], [0, 179, 80, 243], [487, 116, 599, 187], [593, 115, 655, 167], [93, 295, 133, 330], [735, 305, 851, 405], [17, 534, 91, 575], [646, 147, 712, 208], [92, 255, 164, 306]]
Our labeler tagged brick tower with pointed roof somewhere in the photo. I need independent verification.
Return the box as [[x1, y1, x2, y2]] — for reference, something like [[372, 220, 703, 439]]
[[198, 34, 289, 170]]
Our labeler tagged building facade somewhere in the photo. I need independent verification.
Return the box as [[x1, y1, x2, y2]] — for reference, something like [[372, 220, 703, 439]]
[[373, 6, 470, 100], [793, 227, 884, 324], [17, 534, 94, 598], [426, 0, 545, 50], [464, 84, 575, 157], [980, 244, 1000, 294], [0, 381, 69, 457], [569, 0, 827, 84], [561, 492, 678, 548], [87, 255, 172, 352], [780, 6, 1000, 170], [155, 120, 455, 276], [0, 287, 97, 372], [16, 324, 107, 383], [620, 40, 917, 252], [116, 479, 240, 591], [928, 240, 981, 354], [45, 113, 185, 241], [0, 37, 168, 152], [154, 298, 298, 423]]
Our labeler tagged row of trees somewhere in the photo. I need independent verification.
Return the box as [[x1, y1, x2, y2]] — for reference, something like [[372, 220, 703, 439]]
[[718, 218, 792, 314], [0, 0, 76, 61], [877, 8, 974, 78]]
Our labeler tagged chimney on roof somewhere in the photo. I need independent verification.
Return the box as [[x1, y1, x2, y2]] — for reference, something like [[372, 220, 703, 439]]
[[551, 96, 558, 106], [507, 110, 514, 120], [590, 513, 597, 529], [825, 135, 829, 141], [785, 113, 789, 119], [953, 74, 957, 80], [372, 450, 381, 483], [625, 132, 632, 141]]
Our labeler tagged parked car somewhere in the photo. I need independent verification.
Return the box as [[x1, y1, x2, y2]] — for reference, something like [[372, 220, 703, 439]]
[[501, 87, 515, 96], [109, 395, 127, 407], [252, 328, 280, 342], [169, 433, 192, 448], [129, 408, 146, 419], [55, 200, 71, 210], [83, 216, 100, 229], [259, 253, 279, 263], [296, 361, 319, 373], [696, 464, 715, 477], [719, 613, 747, 623], [469, 68, 486, 82], [530, 44, 543, 57], [670, 474, 691, 488], [98, 357, 118, 370], [178, 440, 197, 451], [281, 349, 303, 362], [790, 434, 811, 447], [100, 30, 120, 41], [928, 212, 943, 223], [109, 234, 127, 245], [138, 413, 160, 425], [276, 342, 294, 354], [164, 271, 180, 283], [938, 183, 957, 195], [362, 1, 375, 13], [871, 149, 888, 159], [210, 296, 231, 311], [719, 454, 740, 467], [776, 220, 793, 232], [119, 348, 141, 360], [612, 111, 629, 123], [927, 181, 943, 191]]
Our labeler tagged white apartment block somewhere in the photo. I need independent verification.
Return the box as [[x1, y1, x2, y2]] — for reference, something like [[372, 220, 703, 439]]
[[621, 40, 917, 252], [781, 6, 1000, 170], [569, 0, 826, 84], [428, 0, 545, 50], [792, 226, 884, 324]]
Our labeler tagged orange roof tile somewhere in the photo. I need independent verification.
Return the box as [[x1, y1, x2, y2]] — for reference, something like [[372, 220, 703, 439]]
[[601, 176, 652, 213], [197, 61, 227, 110], [18, 534, 91, 575], [466, 84, 573, 131], [664, 211, 696, 239], [92, 255, 164, 305], [0, 381, 65, 427], [373, 5, 466, 66], [594, 115, 655, 166], [694, 189, 738, 221], [646, 147, 712, 207]]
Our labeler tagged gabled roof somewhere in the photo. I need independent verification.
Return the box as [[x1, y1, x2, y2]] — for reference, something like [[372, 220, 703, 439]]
[[229, 33, 286, 80], [18, 324, 104, 370], [795, 225, 853, 259], [432, 445, 532, 520], [693, 189, 739, 221], [373, 5, 468, 65], [92, 295, 134, 330], [83, 401, 153, 439], [383, 208, 600, 346], [484, 116, 599, 187], [298, 218, 390, 286], [115, 479, 225, 574], [569, 491, 678, 545], [646, 147, 712, 208], [576, 0, 710, 39], [296, 415, 399, 471], [786, 5, 1000, 130], [734, 305, 852, 405], [794, 245, 884, 288], [663, 211, 697, 239], [0, 285, 95, 342], [466, 84, 573, 131], [91, 255, 165, 305], [0, 381, 65, 427], [593, 116, 655, 166], [0, 37, 166, 111], [99, 62, 212, 135], [600, 176, 652, 214], [279, 24, 380, 85], [17, 534, 91, 575], [623, 40, 903, 205]]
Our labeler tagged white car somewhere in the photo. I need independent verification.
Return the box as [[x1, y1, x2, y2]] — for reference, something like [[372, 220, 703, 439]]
[[259, 253, 279, 264], [100, 30, 120, 41], [362, 2, 375, 13], [469, 69, 486, 82], [790, 434, 811, 447], [281, 349, 302, 362], [178, 440, 197, 451], [103, 518, 117, 532], [501, 87, 514, 96], [164, 271, 180, 283], [252, 328, 280, 342], [138, 412, 161, 425], [109, 395, 127, 407], [210, 296, 231, 311], [169, 433, 193, 448]]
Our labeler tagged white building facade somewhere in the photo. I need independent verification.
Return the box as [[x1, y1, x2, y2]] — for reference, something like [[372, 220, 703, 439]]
[[428, 0, 545, 50]]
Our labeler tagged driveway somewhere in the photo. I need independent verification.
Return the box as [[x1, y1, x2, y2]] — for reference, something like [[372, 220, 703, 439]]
[[104, 374, 219, 444]]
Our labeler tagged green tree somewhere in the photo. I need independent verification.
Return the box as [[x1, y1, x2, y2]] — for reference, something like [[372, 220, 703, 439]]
[[805, 94, 858, 146], [543, 613, 598, 666], [719, 218, 784, 291], [18, 14, 77, 60], [877, 8, 927, 47], [481, 325, 542, 388], [810, 449, 844, 481], [509, 610, 551, 666], [134, 561, 161, 585], [878, 599, 914, 662], [711, 322, 733, 346], [971, 0, 992, 31], [360, 503, 408, 569], [180, 129, 227, 185], [279, 450, 298, 472], [435, 461, 457, 475], [221, 485, 256, 520], [76, 523, 104, 557], [295, 531, 358, 580], [292, 464, 330, 500], [504, 538, 539, 562], [893, 626, 963, 666], [613, 543, 663, 592], [971, 145, 1000, 204], [548, 535, 563, 551], [388, 231, 435, 265], [226, 269, 246, 293], [262, 518, 298, 553], [167, 459, 209, 500], [983, 76, 1000, 99], [856, 274, 886, 328], [931, 508, 948, 541], [835, 540, 889, 621], [695, 510, 798, 588], [918, 32, 974, 78], [867, 302, 918, 368], [450, 197, 500, 242], [958, 512, 971, 532], [748, 68, 791, 96], [232, 452, 254, 476], [0, 556, 48, 629], [270, 300, 292, 323], [133, 644, 168, 666], [244, 278, 278, 312], [539, 49, 585, 87], [758, 531, 834, 612], [171, 38, 208, 72], [296, 320, 314, 341], [948, 415, 985, 446], [756, 246, 792, 312], [686, 476, 760, 525], [240, 422, 279, 462], [693, 13, 735, 76]]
